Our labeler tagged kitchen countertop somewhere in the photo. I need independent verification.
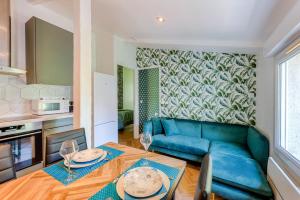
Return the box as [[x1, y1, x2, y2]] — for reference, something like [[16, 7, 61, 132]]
[[0, 113, 73, 127]]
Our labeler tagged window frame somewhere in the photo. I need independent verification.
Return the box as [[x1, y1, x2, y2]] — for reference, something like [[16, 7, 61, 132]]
[[275, 39, 300, 176]]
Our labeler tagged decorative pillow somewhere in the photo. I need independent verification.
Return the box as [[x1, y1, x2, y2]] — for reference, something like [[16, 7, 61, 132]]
[[152, 118, 163, 135], [161, 119, 180, 136]]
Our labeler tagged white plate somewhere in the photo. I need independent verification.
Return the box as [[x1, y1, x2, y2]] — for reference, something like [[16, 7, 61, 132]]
[[64, 151, 107, 168], [124, 167, 162, 197], [73, 148, 104, 163], [116, 167, 170, 200]]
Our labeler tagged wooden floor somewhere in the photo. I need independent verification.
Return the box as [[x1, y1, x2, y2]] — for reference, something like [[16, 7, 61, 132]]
[[118, 125, 223, 200]]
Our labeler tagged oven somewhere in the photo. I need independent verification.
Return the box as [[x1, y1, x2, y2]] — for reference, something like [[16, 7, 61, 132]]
[[0, 122, 43, 171]]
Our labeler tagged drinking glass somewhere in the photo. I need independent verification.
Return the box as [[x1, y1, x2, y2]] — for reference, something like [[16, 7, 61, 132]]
[[140, 132, 152, 165], [59, 139, 79, 182]]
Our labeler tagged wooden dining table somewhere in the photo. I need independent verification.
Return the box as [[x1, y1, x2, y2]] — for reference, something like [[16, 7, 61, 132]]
[[0, 142, 186, 200]]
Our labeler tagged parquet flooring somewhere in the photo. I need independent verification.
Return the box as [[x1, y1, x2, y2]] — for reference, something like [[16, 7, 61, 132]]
[[118, 125, 223, 200]]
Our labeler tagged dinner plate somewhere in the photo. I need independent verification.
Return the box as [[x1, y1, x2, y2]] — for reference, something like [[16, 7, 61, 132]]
[[64, 151, 107, 168], [116, 167, 170, 200], [72, 148, 104, 163]]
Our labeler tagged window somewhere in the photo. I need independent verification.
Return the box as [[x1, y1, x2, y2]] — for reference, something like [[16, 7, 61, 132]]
[[277, 46, 300, 169]]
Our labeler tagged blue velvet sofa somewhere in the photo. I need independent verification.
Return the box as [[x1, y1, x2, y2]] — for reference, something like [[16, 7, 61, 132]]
[[144, 117, 273, 200]]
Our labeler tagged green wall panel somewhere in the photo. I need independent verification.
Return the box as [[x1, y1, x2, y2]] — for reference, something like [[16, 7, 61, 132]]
[[117, 66, 123, 109], [123, 67, 134, 110]]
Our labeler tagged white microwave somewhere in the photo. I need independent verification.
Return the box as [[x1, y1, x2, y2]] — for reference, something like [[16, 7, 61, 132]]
[[32, 99, 70, 115]]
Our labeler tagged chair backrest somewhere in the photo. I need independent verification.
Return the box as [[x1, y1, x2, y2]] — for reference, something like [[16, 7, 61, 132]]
[[46, 128, 87, 165], [194, 154, 213, 200], [0, 144, 16, 184]]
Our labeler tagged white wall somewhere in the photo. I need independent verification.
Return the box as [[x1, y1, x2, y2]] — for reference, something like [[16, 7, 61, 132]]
[[115, 37, 137, 69], [255, 55, 275, 143], [10, 0, 73, 68]]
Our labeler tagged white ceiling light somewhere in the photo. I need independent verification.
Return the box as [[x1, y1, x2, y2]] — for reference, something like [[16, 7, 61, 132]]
[[156, 16, 166, 23]]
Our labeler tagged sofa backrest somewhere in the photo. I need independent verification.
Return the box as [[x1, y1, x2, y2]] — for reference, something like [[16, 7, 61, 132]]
[[174, 119, 202, 138], [247, 127, 269, 173], [201, 122, 249, 145]]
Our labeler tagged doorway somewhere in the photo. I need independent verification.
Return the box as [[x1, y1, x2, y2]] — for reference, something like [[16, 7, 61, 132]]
[[117, 65, 135, 145]]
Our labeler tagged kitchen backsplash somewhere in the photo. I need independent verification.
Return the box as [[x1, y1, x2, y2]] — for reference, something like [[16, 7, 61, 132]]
[[0, 76, 72, 118]]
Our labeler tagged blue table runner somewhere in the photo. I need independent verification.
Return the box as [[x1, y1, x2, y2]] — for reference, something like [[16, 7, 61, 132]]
[[89, 158, 180, 200], [43, 145, 124, 185]]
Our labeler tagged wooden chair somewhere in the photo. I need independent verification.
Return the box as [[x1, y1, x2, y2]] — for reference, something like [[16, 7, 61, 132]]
[[194, 154, 213, 200], [0, 144, 16, 184], [45, 128, 87, 166]]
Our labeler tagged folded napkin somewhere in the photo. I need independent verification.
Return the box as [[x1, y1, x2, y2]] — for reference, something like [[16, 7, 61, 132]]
[[124, 183, 167, 200]]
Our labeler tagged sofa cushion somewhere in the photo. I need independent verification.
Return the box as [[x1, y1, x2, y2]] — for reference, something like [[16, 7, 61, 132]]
[[211, 152, 272, 197], [209, 141, 252, 159], [202, 122, 249, 145], [247, 127, 269, 173], [152, 118, 163, 135], [174, 119, 202, 138], [151, 135, 209, 156], [161, 119, 180, 136]]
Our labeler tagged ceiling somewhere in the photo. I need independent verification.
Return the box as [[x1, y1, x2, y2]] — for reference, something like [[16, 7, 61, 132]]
[[39, 0, 297, 47], [38, 0, 74, 21]]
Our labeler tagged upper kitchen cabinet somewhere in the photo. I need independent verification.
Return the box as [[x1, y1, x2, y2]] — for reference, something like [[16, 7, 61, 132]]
[[26, 17, 73, 86], [0, 0, 10, 66]]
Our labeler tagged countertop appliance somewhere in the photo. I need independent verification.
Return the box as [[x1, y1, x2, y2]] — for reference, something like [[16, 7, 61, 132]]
[[32, 98, 70, 115], [0, 122, 42, 171], [94, 72, 118, 147]]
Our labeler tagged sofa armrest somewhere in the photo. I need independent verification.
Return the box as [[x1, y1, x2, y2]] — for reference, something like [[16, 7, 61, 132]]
[[247, 127, 269, 173], [143, 120, 153, 135]]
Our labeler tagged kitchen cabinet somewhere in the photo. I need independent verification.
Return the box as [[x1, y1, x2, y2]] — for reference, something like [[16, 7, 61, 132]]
[[42, 117, 73, 166], [0, 0, 10, 66], [26, 17, 73, 86]]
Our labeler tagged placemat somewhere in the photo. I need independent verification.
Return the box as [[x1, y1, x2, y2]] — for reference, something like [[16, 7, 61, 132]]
[[89, 158, 180, 200], [43, 145, 124, 185]]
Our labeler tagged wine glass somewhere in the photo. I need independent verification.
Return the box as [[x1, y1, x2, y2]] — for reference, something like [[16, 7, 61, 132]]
[[140, 132, 152, 165], [59, 139, 79, 182]]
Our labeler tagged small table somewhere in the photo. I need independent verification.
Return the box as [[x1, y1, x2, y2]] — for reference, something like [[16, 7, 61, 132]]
[[0, 142, 186, 200]]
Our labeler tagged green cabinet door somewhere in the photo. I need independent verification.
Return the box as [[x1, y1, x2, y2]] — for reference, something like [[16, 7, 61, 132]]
[[26, 17, 73, 86]]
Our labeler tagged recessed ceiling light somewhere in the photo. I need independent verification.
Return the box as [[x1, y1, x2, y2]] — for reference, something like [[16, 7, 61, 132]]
[[156, 16, 166, 23]]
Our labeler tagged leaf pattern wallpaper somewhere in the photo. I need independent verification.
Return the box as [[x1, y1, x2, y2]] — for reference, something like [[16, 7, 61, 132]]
[[137, 48, 256, 126]]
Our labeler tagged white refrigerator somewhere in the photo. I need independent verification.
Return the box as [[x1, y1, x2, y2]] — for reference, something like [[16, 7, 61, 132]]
[[93, 72, 118, 147]]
